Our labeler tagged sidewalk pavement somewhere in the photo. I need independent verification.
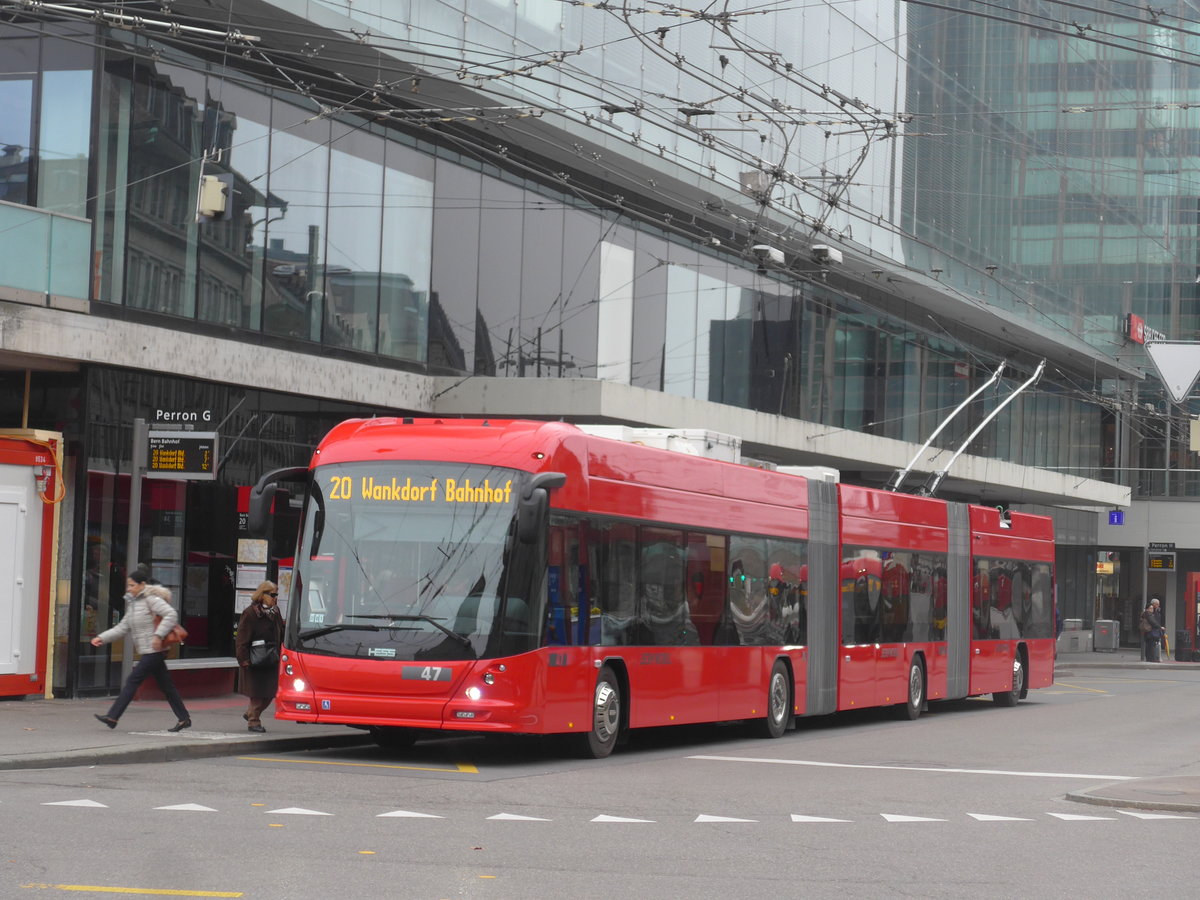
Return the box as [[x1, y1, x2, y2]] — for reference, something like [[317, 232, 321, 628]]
[[0, 693, 370, 772], [4, 649, 1200, 813]]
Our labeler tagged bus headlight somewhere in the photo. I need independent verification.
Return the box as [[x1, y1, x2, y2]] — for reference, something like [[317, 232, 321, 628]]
[[465, 685, 483, 701], [293, 678, 307, 692]]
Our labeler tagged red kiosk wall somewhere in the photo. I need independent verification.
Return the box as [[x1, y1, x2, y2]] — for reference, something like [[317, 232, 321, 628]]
[[0, 434, 59, 698]]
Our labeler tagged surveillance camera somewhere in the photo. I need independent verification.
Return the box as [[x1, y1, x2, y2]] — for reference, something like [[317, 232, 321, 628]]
[[985, 265, 998, 274], [811, 244, 842, 265], [751, 244, 785, 265]]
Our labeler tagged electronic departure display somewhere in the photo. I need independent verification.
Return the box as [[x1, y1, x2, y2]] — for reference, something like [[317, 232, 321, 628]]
[[147, 431, 218, 480]]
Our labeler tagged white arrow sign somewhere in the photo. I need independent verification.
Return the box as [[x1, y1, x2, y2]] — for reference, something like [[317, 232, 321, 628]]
[[1145, 341, 1200, 403]]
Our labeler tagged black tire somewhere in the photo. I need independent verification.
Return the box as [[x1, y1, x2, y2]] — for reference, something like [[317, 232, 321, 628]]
[[993, 653, 1024, 707], [369, 725, 418, 752], [580, 665, 622, 758], [758, 659, 791, 738], [899, 657, 925, 720]]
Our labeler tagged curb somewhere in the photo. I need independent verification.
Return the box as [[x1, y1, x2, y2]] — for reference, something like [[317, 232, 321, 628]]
[[0, 732, 373, 771], [1065, 790, 1200, 814]]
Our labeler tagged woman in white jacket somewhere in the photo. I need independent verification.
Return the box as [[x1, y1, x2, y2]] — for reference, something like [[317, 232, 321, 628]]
[[91, 564, 191, 732]]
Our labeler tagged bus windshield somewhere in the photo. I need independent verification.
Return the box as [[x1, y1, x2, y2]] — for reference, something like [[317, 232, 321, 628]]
[[289, 461, 536, 661]]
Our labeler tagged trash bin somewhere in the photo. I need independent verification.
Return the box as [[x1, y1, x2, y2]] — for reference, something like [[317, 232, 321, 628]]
[[1094, 620, 1119, 651], [1175, 629, 1194, 662]]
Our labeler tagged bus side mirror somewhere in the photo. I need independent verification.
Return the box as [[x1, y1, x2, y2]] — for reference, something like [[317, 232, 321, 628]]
[[248, 466, 308, 537], [517, 472, 566, 544]]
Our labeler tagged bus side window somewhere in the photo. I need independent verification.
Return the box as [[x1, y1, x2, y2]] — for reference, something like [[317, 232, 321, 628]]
[[545, 520, 575, 645], [591, 520, 636, 645], [686, 532, 725, 645]]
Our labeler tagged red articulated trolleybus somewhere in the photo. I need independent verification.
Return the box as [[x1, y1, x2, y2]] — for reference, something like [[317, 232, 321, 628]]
[[248, 418, 1056, 757]]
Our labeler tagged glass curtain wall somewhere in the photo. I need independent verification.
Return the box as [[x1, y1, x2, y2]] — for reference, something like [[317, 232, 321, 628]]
[[0, 24, 94, 214], [81, 22, 1113, 485]]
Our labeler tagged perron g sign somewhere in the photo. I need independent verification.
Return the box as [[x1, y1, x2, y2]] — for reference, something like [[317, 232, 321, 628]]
[[147, 430, 219, 480]]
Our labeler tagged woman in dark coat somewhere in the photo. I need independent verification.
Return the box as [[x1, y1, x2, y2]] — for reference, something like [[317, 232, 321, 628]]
[[236, 580, 284, 732]]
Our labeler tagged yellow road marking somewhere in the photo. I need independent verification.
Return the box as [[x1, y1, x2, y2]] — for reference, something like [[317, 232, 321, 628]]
[[1051, 681, 1109, 694], [21, 885, 241, 897], [237, 756, 478, 774]]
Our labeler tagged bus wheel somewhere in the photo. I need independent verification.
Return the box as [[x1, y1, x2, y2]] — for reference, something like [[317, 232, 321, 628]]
[[370, 726, 418, 752], [582, 665, 622, 758], [993, 653, 1024, 707], [900, 658, 925, 720], [759, 659, 791, 738]]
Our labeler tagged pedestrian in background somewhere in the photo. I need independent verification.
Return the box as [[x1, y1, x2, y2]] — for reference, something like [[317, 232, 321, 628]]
[[236, 581, 284, 733], [1141, 598, 1164, 662], [91, 564, 191, 732]]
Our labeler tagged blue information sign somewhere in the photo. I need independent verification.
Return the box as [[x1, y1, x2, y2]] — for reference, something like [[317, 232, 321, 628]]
[[1108, 510, 1124, 525]]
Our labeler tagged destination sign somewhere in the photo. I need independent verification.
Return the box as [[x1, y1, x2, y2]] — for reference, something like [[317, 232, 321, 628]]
[[327, 475, 513, 504], [1148, 553, 1176, 570], [147, 431, 218, 480]]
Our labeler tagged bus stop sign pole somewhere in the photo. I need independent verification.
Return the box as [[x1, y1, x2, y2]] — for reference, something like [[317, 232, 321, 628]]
[[121, 417, 148, 684]]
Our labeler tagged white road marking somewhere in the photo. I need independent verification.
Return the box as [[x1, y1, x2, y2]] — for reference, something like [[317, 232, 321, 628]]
[[790, 814, 851, 823], [687, 755, 1135, 781], [155, 803, 217, 812], [1046, 812, 1117, 821], [377, 809, 443, 818], [881, 814, 947, 822], [695, 814, 756, 823], [591, 815, 655, 823], [968, 814, 1033, 821], [488, 813, 551, 821], [266, 807, 332, 815], [42, 799, 107, 808], [1116, 810, 1196, 820]]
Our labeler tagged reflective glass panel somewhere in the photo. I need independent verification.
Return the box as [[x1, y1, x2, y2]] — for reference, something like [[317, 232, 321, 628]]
[[264, 102, 329, 341]]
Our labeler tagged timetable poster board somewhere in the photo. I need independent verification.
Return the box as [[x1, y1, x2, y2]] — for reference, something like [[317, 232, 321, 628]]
[[236, 564, 267, 590], [234, 590, 254, 614], [237, 538, 268, 564], [184, 565, 210, 617], [276, 567, 293, 621]]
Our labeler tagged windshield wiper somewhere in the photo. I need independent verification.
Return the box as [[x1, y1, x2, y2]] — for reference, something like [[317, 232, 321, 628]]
[[378, 614, 476, 654], [298, 622, 381, 641]]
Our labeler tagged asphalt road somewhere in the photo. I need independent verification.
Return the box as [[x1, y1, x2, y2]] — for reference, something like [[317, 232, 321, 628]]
[[4, 667, 1199, 899]]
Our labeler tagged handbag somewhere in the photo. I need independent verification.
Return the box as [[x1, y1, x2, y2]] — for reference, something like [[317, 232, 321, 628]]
[[152, 614, 188, 646], [249, 639, 280, 669]]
